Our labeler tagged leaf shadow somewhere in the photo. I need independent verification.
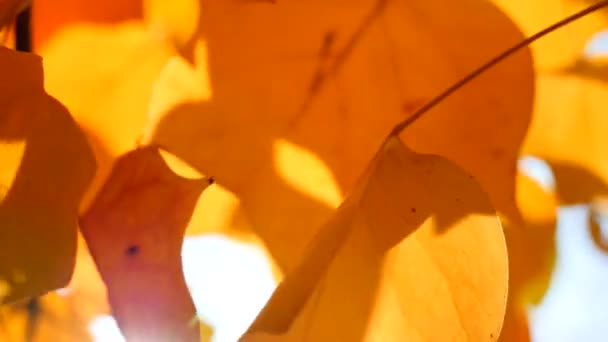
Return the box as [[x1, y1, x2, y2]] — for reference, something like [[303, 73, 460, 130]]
[[500, 219, 556, 342], [556, 57, 608, 83], [150, 1, 505, 339], [548, 160, 608, 204], [152, 99, 498, 341]]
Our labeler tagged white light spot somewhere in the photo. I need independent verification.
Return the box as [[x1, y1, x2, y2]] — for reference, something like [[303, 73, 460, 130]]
[[182, 235, 278, 342], [584, 30, 608, 58], [518, 156, 555, 192], [89, 315, 125, 342]]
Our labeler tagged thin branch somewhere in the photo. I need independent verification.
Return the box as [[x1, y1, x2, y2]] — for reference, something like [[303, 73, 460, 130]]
[[389, 0, 608, 137], [290, 0, 389, 127]]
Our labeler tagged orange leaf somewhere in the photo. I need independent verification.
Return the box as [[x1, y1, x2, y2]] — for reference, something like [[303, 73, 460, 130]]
[[492, 1, 608, 204], [500, 173, 557, 341], [32, 0, 142, 49], [241, 137, 507, 341], [39, 22, 174, 209], [522, 71, 608, 204], [79, 146, 212, 342], [146, 0, 532, 271], [492, 0, 607, 69], [0, 47, 95, 303], [0, 0, 27, 29]]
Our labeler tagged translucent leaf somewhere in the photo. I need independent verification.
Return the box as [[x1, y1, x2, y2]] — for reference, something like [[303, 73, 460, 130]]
[[32, 0, 142, 48], [0, 47, 95, 303], [492, 0, 607, 69], [240, 137, 507, 341], [499, 173, 557, 342], [39, 23, 174, 209], [146, 0, 532, 271], [144, 0, 200, 60], [522, 71, 608, 204], [79, 146, 212, 341]]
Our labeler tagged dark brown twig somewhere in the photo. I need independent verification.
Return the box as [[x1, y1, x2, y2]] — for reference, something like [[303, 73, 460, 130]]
[[389, 0, 608, 137]]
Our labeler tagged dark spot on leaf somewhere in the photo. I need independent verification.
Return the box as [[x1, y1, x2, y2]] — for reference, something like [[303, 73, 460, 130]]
[[319, 30, 336, 58], [411, 207, 416, 213], [208, 176, 215, 185], [490, 333, 494, 339], [125, 245, 140, 256]]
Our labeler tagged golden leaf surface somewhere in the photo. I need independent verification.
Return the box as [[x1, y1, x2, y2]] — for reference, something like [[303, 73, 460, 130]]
[[500, 173, 557, 342], [491, 1, 608, 204], [39, 23, 174, 209], [145, 0, 532, 271], [522, 71, 608, 204], [240, 137, 507, 341], [0, 47, 95, 303], [31, 0, 142, 49], [79, 146, 212, 342], [492, 0, 607, 69]]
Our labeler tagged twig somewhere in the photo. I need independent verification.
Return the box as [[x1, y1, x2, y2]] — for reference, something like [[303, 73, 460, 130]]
[[388, 0, 608, 137]]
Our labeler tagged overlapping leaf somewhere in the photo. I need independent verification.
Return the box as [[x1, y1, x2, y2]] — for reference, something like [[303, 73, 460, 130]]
[[32, 0, 142, 48], [500, 173, 557, 341], [493, 0, 607, 69], [493, 0, 608, 204], [19, 0, 543, 340], [240, 137, 507, 341], [144, 0, 533, 272], [80, 146, 211, 341], [39, 22, 174, 208], [0, 47, 95, 303]]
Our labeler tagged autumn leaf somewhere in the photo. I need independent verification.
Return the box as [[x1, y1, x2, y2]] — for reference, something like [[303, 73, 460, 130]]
[[79, 146, 212, 342], [0, 294, 93, 342], [15, 0, 606, 341], [144, 0, 199, 61], [520, 71, 608, 204], [0, 0, 27, 29], [240, 137, 507, 341], [0, 46, 95, 303], [31, 0, 142, 49], [499, 173, 557, 342], [143, 0, 532, 273], [492, 0, 607, 69], [39, 22, 174, 209], [491, 1, 608, 204]]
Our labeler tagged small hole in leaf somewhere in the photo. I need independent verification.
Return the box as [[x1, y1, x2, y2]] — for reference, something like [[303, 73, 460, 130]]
[[125, 245, 140, 256]]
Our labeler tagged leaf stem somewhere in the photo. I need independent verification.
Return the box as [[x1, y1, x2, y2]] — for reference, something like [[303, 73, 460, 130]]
[[389, 0, 608, 137]]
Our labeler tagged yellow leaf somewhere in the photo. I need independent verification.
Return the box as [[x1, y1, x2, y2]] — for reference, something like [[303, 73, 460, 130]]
[[522, 71, 608, 204], [39, 23, 174, 209], [0, 294, 93, 342], [492, 0, 607, 69], [80, 146, 212, 342], [491, 1, 608, 204], [146, 0, 532, 271], [241, 137, 507, 341], [499, 173, 557, 342], [144, 0, 200, 59], [0, 47, 95, 303]]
